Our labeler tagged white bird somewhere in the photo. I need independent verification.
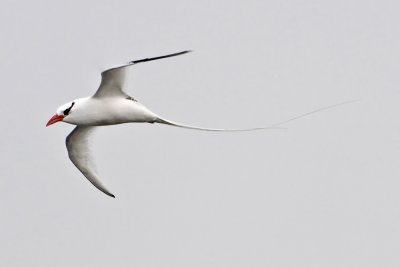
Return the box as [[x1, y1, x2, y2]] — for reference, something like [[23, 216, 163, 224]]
[[47, 51, 352, 198]]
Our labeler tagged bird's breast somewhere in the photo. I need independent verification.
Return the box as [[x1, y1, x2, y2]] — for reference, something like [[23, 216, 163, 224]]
[[70, 98, 159, 126]]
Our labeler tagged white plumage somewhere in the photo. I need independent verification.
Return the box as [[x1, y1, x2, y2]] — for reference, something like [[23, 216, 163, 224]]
[[47, 51, 353, 197]]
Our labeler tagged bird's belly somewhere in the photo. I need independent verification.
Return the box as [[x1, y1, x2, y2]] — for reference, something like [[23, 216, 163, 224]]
[[82, 101, 158, 126]]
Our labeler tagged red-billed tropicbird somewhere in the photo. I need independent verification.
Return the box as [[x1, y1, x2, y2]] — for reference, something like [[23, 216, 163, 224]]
[[46, 51, 352, 198]]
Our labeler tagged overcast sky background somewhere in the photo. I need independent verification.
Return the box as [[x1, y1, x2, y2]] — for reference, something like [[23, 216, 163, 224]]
[[1, 0, 400, 266]]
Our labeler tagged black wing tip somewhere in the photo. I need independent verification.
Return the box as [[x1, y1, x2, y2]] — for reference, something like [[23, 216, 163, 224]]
[[180, 50, 193, 54], [104, 192, 116, 198], [102, 50, 193, 73], [131, 50, 193, 64]]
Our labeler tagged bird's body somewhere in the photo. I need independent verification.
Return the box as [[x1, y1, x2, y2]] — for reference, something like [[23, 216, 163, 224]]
[[62, 97, 159, 126], [47, 50, 353, 198]]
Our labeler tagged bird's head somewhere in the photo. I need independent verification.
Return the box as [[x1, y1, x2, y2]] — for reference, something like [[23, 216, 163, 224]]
[[46, 101, 76, 126]]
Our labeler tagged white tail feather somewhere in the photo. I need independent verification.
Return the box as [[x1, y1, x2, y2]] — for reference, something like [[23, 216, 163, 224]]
[[157, 118, 284, 132], [156, 100, 358, 132]]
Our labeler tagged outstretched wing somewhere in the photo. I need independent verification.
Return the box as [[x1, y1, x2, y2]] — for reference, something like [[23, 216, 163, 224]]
[[66, 126, 115, 198], [93, 50, 191, 99]]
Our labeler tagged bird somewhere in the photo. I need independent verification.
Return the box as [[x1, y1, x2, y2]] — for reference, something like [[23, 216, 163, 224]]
[[46, 50, 353, 198]]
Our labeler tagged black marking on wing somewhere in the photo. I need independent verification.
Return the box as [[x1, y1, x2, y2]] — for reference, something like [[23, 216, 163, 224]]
[[102, 51, 192, 75], [130, 51, 192, 64], [125, 96, 137, 102]]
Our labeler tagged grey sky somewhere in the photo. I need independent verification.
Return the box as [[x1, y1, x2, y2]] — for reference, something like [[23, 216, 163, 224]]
[[1, 0, 400, 266]]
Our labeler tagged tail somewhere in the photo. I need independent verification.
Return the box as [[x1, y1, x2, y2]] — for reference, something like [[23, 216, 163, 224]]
[[156, 99, 358, 132], [157, 118, 285, 132]]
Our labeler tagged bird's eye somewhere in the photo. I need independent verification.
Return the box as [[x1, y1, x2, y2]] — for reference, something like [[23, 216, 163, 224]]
[[63, 102, 75, 116]]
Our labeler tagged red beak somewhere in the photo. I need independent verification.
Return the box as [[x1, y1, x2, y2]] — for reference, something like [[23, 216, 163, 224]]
[[46, 114, 64, 127]]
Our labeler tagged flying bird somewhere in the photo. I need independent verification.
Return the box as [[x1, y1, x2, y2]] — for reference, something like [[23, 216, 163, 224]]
[[46, 51, 352, 198]]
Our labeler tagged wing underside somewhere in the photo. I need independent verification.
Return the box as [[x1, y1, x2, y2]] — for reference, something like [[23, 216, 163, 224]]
[[66, 126, 115, 198]]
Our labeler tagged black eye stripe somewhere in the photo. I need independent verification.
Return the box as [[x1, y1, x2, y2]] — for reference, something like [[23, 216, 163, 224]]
[[63, 102, 75, 116]]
